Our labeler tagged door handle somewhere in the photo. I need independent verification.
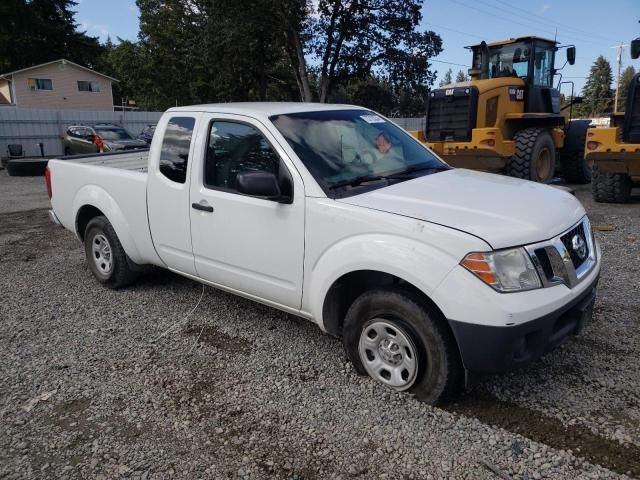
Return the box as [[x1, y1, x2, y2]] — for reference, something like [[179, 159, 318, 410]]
[[192, 202, 214, 212]]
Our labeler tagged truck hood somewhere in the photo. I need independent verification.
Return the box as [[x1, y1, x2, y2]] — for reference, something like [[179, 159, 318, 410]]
[[337, 169, 586, 249]]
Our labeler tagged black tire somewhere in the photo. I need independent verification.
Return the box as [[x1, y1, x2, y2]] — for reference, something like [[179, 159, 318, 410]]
[[506, 128, 556, 183], [6, 158, 48, 176], [64, 147, 72, 156], [592, 166, 632, 203], [84, 216, 137, 289], [342, 288, 462, 405], [559, 120, 591, 184]]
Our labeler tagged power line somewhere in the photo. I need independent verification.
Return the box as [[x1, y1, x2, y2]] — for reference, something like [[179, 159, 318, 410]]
[[430, 59, 470, 68], [488, 0, 622, 44], [449, 0, 615, 48], [423, 21, 484, 41]]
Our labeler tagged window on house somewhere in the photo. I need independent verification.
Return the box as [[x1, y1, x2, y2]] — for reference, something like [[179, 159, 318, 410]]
[[28, 78, 53, 90], [77, 80, 101, 92]]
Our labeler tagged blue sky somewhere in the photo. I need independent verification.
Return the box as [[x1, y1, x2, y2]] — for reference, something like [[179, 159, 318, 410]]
[[73, 0, 639, 94]]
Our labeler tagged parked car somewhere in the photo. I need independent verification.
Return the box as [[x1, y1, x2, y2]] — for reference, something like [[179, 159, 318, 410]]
[[137, 125, 156, 145], [46, 103, 601, 404], [63, 123, 147, 155]]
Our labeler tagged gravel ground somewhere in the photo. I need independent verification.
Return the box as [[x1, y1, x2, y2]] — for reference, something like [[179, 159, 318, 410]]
[[0, 169, 639, 479]]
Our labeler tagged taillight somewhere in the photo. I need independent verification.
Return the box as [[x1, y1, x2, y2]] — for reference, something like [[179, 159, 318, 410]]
[[45, 166, 52, 199]]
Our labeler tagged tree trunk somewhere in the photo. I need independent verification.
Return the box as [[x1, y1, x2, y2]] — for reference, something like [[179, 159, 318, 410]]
[[284, 28, 313, 102]]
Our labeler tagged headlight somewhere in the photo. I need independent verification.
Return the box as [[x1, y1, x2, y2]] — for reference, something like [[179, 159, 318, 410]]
[[461, 248, 541, 292]]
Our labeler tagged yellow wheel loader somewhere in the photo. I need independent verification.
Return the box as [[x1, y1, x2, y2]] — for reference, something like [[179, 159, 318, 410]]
[[411, 36, 588, 184], [585, 38, 640, 203]]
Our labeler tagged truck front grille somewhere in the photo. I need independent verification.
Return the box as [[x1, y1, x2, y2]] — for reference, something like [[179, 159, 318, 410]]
[[425, 86, 478, 142], [560, 223, 589, 269], [525, 217, 596, 289]]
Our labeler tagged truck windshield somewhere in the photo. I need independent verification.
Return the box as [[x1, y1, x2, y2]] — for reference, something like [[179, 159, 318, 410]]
[[486, 42, 530, 79], [271, 110, 448, 197], [96, 127, 133, 141]]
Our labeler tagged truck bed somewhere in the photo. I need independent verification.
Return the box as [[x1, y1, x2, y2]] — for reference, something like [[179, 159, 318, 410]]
[[48, 148, 158, 266], [61, 149, 149, 172]]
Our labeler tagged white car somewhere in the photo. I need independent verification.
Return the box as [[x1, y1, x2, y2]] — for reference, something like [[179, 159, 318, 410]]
[[46, 103, 601, 404]]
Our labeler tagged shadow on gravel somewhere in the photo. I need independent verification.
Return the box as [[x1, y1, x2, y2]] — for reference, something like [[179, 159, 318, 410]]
[[182, 324, 252, 353], [444, 390, 640, 477]]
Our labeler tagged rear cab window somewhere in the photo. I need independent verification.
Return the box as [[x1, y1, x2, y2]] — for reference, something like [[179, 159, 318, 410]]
[[159, 117, 196, 184]]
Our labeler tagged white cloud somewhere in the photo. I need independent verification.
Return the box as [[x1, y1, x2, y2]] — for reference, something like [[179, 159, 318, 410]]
[[80, 19, 110, 38]]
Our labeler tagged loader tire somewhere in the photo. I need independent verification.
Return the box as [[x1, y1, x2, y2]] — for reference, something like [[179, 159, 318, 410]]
[[506, 128, 556, 183], [560, 120, 591, 184], [592, 166, 632, 203]]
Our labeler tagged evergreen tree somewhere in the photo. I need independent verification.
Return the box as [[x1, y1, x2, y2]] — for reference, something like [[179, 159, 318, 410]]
[[0, 0, 103, 72], [617, 65, 636, 112], [439, 68, 452, 87], [455, 69, 467, 82], [578, 55, 614, 117]]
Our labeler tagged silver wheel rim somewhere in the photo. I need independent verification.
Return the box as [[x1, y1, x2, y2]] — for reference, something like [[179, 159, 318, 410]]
[[358, 319, 419, 391], [91, 233, 113, 275]]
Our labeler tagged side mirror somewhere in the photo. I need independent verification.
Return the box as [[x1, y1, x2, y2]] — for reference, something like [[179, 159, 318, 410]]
[[631, 38, 640, 60], [567, 46, 576, 65], [236, 171, 291, 203]]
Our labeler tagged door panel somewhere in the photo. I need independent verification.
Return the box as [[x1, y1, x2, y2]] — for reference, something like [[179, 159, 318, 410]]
[[147, 114, 200, 275], [189, 114, 305, 309]]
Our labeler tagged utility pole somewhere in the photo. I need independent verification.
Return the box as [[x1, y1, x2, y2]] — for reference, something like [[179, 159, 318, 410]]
[[611, 42, 629, 112]]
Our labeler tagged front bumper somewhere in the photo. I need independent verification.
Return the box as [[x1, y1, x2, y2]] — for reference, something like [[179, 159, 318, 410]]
[[448, 273, 598, 375]]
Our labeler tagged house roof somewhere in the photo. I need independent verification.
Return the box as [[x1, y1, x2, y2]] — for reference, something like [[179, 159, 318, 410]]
[[0, 59, 118, 82]]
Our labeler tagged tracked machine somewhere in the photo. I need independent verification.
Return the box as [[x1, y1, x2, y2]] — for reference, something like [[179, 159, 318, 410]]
[[412, 36, 589, 184]]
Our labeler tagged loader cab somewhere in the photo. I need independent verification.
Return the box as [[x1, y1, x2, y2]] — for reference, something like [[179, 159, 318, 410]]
[[468, 37, 568, 114]]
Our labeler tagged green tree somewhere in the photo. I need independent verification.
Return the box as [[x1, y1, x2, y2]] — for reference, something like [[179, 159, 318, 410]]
[[578, 55, 614, 117], [617, 65, 636, 112], [455, 69, 468, 82], [0, 0, 103, 72], [438, 68, 452, 86], [305, 0, 442, 102]]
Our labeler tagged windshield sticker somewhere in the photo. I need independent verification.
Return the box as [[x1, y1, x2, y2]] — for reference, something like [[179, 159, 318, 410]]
[[360, 114, 386, 124]]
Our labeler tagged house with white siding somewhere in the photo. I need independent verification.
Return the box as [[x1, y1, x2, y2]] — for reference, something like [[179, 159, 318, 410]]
[[0, 59, 117, 111]]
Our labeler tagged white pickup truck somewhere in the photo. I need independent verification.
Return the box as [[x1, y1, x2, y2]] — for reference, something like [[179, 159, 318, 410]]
[[47, 103, 601, 404]]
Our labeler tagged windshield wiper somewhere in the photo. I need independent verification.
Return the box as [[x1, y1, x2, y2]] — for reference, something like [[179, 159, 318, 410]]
[[385, 164, 450, 179], [328, 174, 388, 190]]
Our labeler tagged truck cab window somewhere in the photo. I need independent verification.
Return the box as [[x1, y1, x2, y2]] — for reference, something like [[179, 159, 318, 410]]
[[205, 121, 279, 192], [159, 117, 195, 184]]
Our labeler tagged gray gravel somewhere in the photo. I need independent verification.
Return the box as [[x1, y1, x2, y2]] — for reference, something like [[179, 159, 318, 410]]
[[0, 168, 639, 479]]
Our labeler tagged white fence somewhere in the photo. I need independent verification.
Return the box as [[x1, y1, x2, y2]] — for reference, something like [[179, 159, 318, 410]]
[[0, 107, 163, 157], [0, 107, 425, 158]]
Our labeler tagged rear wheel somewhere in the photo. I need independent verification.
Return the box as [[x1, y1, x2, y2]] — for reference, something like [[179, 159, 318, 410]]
[[559, 120, 591, 184], [342, 288, 462, 405], [592, 166, 632, 203], [507, 128, 556, 183], [84, 216, 137, 288]]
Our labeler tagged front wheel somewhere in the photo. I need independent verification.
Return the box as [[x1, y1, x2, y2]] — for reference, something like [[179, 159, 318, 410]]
[[507, 128, 556, 183], [84, 216, 137, 289], [342, 288, 462, 405]]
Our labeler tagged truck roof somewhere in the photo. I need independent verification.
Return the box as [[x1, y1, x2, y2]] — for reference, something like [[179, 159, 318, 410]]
[[166, 102, 365, 117]]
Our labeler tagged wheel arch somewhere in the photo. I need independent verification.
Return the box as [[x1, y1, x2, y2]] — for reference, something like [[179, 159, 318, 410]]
[[321, 269, 452, 340], [72, 185, 144, 264]]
